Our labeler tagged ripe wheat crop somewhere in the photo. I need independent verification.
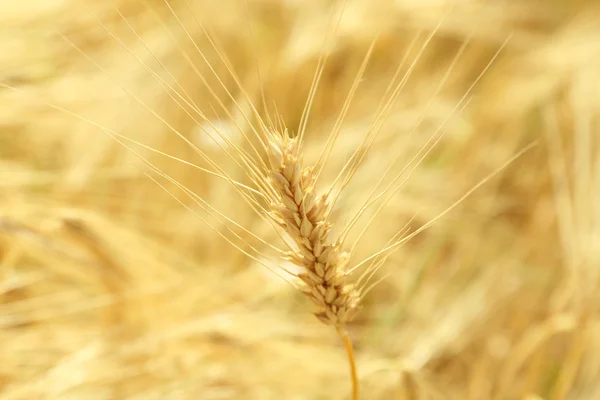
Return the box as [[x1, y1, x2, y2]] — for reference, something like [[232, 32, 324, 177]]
[[1, 0, 599, 399]]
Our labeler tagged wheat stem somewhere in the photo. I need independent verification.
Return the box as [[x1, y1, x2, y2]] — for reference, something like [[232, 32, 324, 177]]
[[337, 327, 359, 400]]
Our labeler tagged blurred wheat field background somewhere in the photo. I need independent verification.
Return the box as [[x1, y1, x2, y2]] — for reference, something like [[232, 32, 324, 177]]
[[1, 0, 599, 399]]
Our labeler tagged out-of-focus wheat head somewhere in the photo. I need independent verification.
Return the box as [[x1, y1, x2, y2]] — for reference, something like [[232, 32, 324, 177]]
[[2, 0, 600, 399]]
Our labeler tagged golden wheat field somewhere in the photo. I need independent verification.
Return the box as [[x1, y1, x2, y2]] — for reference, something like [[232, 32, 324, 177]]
[[1, 0, 600, 399]]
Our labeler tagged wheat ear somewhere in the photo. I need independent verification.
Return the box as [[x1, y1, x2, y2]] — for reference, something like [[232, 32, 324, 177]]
[[265, 130, 360, 399]]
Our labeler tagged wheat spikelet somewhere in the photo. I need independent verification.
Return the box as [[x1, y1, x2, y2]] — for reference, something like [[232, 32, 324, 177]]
[[264, 128, 361, 398], [265, 130, 360, 327]]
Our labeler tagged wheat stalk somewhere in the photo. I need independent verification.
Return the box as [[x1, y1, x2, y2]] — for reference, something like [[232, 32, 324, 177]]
[[264, 129, 361, 398]]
